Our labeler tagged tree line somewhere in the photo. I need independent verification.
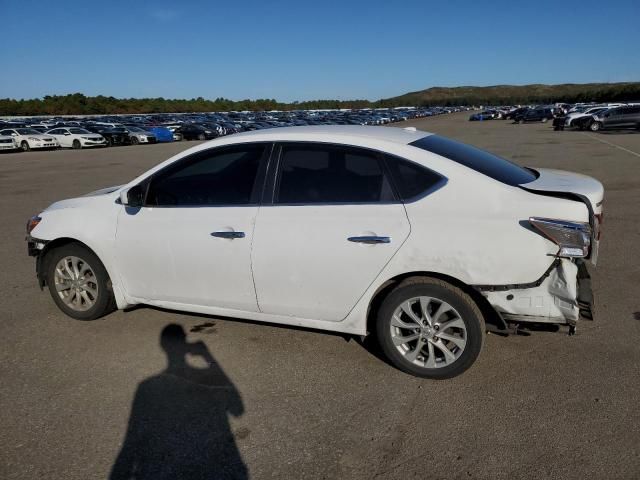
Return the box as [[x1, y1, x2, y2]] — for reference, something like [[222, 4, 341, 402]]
[[1, 83, 639, 116]]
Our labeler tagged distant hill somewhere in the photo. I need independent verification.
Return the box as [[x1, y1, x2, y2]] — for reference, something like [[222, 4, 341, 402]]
[[2, 82, 640, 116], [379, 82, 640, 106]]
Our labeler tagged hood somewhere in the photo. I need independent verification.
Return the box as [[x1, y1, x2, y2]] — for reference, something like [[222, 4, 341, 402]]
[[522, 168, 604, 214], [83, 185, 122, 197]]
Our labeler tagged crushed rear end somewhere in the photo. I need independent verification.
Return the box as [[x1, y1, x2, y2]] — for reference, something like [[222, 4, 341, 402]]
[[481, 168, 603, 332]]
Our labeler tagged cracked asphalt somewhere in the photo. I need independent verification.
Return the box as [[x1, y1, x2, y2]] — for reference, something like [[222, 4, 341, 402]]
[[1, 113, 639, 479]]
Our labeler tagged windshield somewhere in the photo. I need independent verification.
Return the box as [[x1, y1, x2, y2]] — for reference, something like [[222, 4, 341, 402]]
[[69, 128, 91, 134], [410, 135, 538, 186], [16, 128, 41, 135]]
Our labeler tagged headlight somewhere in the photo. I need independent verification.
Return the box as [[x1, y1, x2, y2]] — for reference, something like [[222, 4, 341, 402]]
[[204, 130, 211, 134], [26, 215, 42, 234], [529, 217, 591, 257], [28, 137, 42, 141], [81, 136, 91, 139]]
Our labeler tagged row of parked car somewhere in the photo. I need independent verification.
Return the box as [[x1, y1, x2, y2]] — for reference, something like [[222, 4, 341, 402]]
[[0, 107, 469, 153], [468, 103, 640, 132]]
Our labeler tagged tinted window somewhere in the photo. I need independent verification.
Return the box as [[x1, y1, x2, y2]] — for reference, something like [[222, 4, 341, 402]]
[[411, 135, 537, 186], [146, 144, 265, 206], [276, 144, 395, 204], [384, 155, 445, 201]]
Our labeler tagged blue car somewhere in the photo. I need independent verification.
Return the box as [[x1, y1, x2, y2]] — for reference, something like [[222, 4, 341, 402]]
[[145, 126, 174, 142], [469, 110, 497, 121]]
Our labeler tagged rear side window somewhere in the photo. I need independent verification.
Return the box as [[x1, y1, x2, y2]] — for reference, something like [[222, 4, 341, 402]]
[[147, 144, 265, 206], [410, 135, 538, 186], [384, 155, 445, 201], [276, 143, 395, 204]]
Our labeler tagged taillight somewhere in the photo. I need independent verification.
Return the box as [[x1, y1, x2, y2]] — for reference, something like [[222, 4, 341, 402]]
[[529, 217, 591, 258], [26, 215, 41, 234]]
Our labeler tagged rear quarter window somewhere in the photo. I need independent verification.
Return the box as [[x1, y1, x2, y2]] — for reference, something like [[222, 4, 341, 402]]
[[410, 135, 538, 186]]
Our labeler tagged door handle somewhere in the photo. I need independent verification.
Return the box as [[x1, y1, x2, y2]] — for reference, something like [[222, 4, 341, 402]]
[[211, 231, 245, 239], [348, 236, 391, 244]]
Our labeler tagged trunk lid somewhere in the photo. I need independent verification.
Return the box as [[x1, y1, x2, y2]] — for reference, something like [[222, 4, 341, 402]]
[[522, 168, 604, 213], [522, 168, 604, 265]]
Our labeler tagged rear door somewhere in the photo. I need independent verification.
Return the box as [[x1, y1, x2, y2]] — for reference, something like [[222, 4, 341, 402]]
[[251, 142, 410, 322]]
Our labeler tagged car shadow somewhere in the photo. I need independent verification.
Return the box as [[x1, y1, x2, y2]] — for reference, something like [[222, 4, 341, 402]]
[[109, 323, 248, 480]]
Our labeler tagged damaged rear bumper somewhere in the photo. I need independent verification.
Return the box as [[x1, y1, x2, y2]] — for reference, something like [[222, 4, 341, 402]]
[[478, 259, 593, 325]]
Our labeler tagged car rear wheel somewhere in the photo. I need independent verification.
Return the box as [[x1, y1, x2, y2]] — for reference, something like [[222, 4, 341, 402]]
[[72, 139, 81, 149], [45, 243, 116, 320], [376, 278, 485, 379], [21, 141, 30, 152], [590, 121, 602, 132]]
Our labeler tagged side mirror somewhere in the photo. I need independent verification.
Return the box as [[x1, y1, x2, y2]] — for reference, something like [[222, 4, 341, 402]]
[[120, 185, 145, 207]]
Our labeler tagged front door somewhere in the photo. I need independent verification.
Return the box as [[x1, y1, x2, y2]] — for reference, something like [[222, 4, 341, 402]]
[[115, 143, 269, 312], [251, 142, 410, 322]]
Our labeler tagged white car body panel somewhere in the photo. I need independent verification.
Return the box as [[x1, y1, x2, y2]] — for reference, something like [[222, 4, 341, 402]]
[[0, 134, 18, 150], [115, 205, 260, 312], [251, 203, 410, 321], [29, 126, 602, 336]]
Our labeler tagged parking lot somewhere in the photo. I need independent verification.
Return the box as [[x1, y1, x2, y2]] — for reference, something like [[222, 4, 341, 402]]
[[1, 112, 639, 479]]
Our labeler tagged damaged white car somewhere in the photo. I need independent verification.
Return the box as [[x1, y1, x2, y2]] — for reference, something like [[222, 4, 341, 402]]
[[25, 126, 603, 378]]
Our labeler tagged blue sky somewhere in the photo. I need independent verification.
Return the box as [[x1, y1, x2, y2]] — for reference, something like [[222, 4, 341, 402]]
[[2, 0, 638, 101]]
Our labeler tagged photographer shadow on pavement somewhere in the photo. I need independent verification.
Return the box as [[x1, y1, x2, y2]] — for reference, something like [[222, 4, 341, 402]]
[[110, 323, 248, 480]]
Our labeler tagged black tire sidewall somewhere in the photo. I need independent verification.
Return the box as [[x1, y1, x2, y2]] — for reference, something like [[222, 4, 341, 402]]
[[72, 139, 81, 149], [45, 244, 115, 320], [376, 282, 484, 379]]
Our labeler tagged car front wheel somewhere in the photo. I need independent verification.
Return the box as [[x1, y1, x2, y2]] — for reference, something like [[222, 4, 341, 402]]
[[45, 243, 116, 320], [590, 121, 602, 132], [21, 141, 30, 152], [376, 278, 485, 379]]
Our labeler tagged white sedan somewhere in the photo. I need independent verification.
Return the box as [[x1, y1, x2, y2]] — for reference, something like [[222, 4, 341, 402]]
[[0, 128, 59, 151], [25, 126, 603, 378], [45, 127, 107, 149]]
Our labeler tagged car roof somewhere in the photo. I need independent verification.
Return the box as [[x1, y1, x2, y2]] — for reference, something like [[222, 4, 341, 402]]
[[226, 125, 431, 145]]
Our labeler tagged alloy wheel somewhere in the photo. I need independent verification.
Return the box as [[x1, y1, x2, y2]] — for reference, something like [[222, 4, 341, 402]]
[[53, 256, 99, 311], [390, 296, 467, 369]]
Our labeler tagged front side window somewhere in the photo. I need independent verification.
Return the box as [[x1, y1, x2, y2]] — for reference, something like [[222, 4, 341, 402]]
[[146, 144, 266, 206], [275, 143, 395, 204], [411, 135, 538, 186]]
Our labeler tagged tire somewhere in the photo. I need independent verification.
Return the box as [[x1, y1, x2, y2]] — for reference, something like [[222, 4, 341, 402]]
[[518, 119, 524, 124], [541, 117, 548, 123], [21, 141, 30, 152], [198, 133, 206, 140], [590, 121, 602, 132], [72, 139, 81, 149], [44, 243, 116, 321], [130, 136, 139, 145], [553, 126, 560, 131], [104, 137, 112, 147], [375, 277, 485, 379]]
